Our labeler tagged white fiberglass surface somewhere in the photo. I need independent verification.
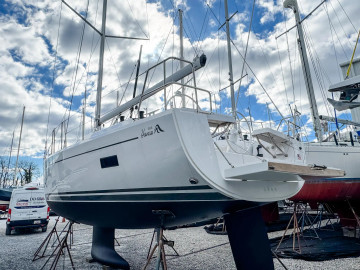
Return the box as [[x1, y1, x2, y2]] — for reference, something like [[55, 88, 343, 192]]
[[173, 109, 304, 202]]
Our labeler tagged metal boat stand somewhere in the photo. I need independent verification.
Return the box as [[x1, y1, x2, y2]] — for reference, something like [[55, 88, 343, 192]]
[[39, 221, 75, 270], [33, 217, 63, 261], [51, 218, 74, 249], [275, 203, 302, 254], [347, 199, 360, 228], [275, 202, 323, 254], [143, 210, 176, 270]]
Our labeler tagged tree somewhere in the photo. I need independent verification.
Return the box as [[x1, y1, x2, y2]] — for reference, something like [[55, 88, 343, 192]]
[[0, 156, 13, 187], [18, 160, 40, 186]]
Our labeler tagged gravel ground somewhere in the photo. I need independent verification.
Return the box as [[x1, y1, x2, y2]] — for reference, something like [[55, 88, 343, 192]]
[[0, 217, 360, 269]]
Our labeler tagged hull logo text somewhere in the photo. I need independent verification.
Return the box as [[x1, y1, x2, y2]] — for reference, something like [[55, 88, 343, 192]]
[[141, 124, 164, 138]]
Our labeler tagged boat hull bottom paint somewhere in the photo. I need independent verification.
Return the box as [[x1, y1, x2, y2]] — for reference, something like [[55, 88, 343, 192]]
[[291, 179, 360, 202], [225, 207, 274, 270], [47, 200, 261, 229], [91, 227, 130, 269]]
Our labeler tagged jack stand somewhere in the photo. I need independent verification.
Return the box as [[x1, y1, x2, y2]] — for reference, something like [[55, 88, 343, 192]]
[[52, 220, 74, 249], [114, 237, 120, 247], [271, 250, 288, 270], [143, 210, 176, 270], [146, 229, 179, 259], [275, 203, 302, 253], [33, 217, 62, 261], [40, 221, 75, 270], [298, 203, 320, 239], [215, 217, 226, 233], [347, 199, 360, 228]]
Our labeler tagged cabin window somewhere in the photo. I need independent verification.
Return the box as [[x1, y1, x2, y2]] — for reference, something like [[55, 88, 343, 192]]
[[100, 155, 119, 168]]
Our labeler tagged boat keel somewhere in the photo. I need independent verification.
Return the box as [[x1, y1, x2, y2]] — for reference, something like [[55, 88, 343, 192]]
[[91, 226, 130, 269], [224, 206, 274, 270]]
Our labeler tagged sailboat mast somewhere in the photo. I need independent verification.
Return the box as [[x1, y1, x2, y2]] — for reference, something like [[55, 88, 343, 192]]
[[224, 0, 237, 119], [95, 0, 108, 128], [179, 9, 185, 108], [284, 0, 322, 141], [14, 106, 25, 185], [4, 131, 15, 187]]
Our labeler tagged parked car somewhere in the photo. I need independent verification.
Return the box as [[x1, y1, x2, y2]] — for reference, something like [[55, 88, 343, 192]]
[[6, 186, 49, 235]]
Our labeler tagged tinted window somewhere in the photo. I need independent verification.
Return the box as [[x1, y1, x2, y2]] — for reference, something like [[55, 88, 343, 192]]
[[100, 155, 119, 168]]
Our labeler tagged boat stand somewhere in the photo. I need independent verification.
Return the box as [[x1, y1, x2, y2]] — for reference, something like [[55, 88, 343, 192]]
[[275, 203, 302, 253], [39, 221, 75, 270], [50, 219, 74, 249], [143, 210, 176, 270], [33, 217, 63, 261], [347, 199, 360, 228]]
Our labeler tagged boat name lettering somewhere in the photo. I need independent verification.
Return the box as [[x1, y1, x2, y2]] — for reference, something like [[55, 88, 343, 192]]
[[141, 124, 164, 138]]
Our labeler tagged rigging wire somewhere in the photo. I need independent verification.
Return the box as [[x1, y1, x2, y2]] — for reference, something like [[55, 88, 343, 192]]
[[207, 3, 285, 119], [324, 7, 349, 59], [145, 0, 150, 41], [324, 1, 342, 81], [196, 8, 210, 53], [335, 0, 357, 32], [64, 0, 90, 135], [235, 0, 255, 108], [276, 39, 290, 108], [126, 0, 149, 38], [184, 10, 201, 54], [45, 0, 63, 153], [282, 8, 296, 104], [105, 38, 125, 95], [328, 0, 353, 50], [118, 64, 137, 107]]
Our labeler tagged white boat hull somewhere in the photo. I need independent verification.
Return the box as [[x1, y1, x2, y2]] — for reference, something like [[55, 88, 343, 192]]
[[45, 109, 304, 228]]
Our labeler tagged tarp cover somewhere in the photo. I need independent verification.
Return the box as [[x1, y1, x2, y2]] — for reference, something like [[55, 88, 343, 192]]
[[271, 224, 360, 261]]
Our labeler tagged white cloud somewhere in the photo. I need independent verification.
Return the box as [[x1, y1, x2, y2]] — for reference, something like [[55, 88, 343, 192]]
[[1, 0, 359, 162], [257, 0, 283, 24]]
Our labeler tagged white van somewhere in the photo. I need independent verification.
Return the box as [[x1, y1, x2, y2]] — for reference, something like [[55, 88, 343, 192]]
[[6, 186, 49, 235]]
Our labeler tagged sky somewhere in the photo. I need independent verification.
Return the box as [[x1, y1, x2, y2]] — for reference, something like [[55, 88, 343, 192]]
[[0, 0, 359, 180]]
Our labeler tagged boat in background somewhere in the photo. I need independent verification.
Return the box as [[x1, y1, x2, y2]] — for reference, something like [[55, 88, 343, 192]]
[[0, 187, 13, 212], [283, 0, 360, 227]]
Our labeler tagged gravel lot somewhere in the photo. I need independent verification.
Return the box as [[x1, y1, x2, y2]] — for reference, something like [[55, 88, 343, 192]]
[[0, 217, 360, 269]]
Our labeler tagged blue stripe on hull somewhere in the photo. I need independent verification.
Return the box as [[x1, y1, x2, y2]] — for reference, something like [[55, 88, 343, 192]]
[[48, 192, 230, 201], [319, 178, 360, 182]]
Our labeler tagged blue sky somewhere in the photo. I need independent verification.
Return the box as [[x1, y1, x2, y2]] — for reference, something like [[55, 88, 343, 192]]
[[0, 0, 359, 181]]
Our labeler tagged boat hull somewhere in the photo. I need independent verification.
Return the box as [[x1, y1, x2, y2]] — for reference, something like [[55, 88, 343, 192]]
[[291, 178, 360, 202], [0, 188, 13, 211], [45, 109, 304, 228], [292, 143, 360, 202], [47, 198, 260, 229]]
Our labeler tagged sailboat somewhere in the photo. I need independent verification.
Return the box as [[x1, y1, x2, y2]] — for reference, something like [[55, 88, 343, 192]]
[[0, 188, 13, 212], [44, 0, 344, 268], [281, 0, 360, 225], [0, 106, 25, 212]]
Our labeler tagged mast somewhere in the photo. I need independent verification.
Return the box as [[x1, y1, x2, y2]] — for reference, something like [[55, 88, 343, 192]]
[[284, 0, 322, 141], [14, 106, 25, 185], [224, 0, 237, 119], [4, 131, 14, 187], [82, 85, 87, 140], [130, 45, 143, 118], [94, 0, 108, 128], [179, 9, 185, 108]]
